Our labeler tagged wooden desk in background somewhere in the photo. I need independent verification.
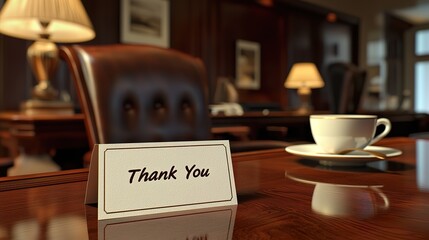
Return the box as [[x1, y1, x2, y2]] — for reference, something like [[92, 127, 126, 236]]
[[212, 111, 429, 141], [0, 137, 428, 239], [211, 111, 315, 141], [0, 112, 88, 175]]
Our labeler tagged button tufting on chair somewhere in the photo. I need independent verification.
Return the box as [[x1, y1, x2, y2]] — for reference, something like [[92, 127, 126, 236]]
[[61, 44, 212, 147]]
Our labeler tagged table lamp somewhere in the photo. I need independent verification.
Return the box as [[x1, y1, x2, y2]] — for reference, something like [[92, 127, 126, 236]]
[[0, 0, 95, 114], [284, 62, 324, 113]]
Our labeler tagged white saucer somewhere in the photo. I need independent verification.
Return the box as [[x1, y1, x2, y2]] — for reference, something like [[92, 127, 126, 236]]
[[285, 144, 402, 166]]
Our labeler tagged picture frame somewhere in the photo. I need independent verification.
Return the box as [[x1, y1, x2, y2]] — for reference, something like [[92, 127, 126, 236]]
[[235, 40, 261, 90], [121, 0, 170, 48]]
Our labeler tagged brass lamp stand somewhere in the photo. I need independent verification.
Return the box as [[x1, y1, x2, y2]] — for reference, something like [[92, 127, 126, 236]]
[[0, 0, 95, 115], [22, 36, 73, 114]]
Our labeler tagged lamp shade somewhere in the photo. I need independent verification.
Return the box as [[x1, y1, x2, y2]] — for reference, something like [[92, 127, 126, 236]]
[[0, 0, 95, 43], [284, 62, 324, 89]]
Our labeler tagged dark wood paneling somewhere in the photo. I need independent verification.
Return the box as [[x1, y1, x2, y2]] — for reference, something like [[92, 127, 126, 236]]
[[218, 1, 285, 105], [1, 37, 31, 110], [170, 0, 218, 99], [82, 0, 120, 44]]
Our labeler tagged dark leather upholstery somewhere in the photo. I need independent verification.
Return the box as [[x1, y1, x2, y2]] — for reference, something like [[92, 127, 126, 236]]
[[326, 62, 367, 114], [61, 44, 211, 146]]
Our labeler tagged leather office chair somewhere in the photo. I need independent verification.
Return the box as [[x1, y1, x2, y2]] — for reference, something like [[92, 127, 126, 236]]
[[61, 44, 211, 146], [61, 44, 291, 157], [326, 62, 367, 114]]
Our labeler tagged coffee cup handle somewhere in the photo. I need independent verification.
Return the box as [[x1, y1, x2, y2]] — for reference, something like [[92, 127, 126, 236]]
[[369, 118, 391, 145], [369, 186, 390, 210]]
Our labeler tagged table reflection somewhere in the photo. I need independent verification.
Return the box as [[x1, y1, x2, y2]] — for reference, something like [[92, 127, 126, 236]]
[[312, 183, 388, 218], [95, 206, 236, 240], [416, 140, 429, 192], [0, 181, 89, 240], [10, 215, 87, 240], [286, 172, 390, 219], [298, 158, 413, 174]]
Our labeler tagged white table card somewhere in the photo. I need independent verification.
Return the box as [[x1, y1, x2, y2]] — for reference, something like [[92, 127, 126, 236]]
[[85, 140, 237, 220]]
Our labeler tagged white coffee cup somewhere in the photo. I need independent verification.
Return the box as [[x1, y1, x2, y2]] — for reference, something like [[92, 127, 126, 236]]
[[310, 114, 391, 154]]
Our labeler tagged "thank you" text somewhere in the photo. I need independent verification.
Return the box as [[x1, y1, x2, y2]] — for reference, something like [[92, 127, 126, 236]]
[[128, 164, 210, 184]]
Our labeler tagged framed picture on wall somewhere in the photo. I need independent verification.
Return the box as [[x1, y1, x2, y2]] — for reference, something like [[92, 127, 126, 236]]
[[121, 0, 170, 47], [236, 40, 261, 90]]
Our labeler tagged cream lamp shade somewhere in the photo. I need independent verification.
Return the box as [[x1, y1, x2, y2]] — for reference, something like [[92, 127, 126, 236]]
[[0, 0, 95, 43], [284, 62, 324, 94], [0, 0, 95, 114], [284, 62, 324, 113]]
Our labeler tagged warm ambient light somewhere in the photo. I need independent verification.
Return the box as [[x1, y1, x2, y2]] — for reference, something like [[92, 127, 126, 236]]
[[257, 0, 274, 7], [284, 62, 324, 113], [0, 0, 95, 114], [326, 12, 337, 22]]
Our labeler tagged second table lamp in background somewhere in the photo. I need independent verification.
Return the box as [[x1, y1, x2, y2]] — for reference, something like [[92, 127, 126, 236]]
[[0, 0, 95, 114], [284, 62, 324, 114]]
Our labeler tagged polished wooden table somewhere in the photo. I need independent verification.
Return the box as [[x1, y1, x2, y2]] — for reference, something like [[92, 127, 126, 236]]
[[0, 137, 428, 239]]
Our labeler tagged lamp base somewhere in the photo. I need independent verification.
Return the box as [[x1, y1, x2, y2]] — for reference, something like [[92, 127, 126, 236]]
[[295, 106, 312, 115], [295, 91, 313, 114], [21, 99, 74, 115]]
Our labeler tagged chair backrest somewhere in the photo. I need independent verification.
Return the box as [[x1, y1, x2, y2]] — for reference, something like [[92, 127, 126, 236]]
[[326, 62, 367, 113], [61, 44, 211, 146]]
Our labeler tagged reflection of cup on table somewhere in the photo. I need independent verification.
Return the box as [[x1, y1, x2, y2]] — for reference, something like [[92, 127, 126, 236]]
[[286, 171, 390, 219], [312, 183, 389, 218], [310, 115, 391, 154]]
